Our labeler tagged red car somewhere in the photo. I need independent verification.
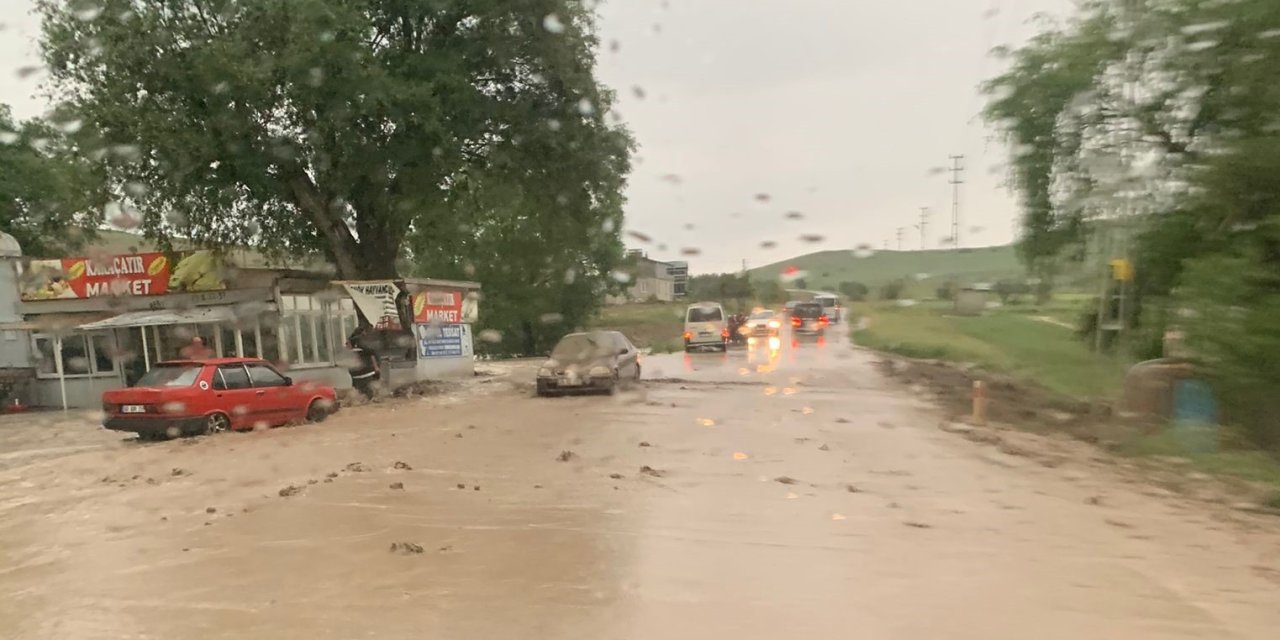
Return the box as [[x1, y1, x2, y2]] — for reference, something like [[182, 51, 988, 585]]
[[102, 358, 339, 440]]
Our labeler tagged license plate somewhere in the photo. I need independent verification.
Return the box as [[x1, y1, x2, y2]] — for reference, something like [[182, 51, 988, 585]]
[[558, 377, 583, 387], [805, 322, 816, 329], [699, 331, 713, 337], [122, 405, 146, 414]]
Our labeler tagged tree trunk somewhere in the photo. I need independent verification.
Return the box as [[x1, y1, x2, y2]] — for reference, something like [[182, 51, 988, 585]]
[[521, 319, 536, 357]]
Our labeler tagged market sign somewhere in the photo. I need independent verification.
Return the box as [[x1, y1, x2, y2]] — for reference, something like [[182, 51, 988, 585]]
[[19, 250, 226, 301], [411, 288, 479, 324]]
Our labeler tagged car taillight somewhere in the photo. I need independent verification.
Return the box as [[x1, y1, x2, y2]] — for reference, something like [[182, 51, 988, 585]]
[[819, 315, 830, 325], [721, 328, 730, 338], [791, 316, 802, 327], [683, 331, 692, 340]]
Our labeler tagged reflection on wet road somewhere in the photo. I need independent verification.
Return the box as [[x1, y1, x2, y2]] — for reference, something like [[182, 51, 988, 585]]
[[2, 323, 1279, 639]]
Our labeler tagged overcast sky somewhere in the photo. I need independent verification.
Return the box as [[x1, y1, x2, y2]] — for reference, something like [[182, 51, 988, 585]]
[[1, 0, 1068, 273]]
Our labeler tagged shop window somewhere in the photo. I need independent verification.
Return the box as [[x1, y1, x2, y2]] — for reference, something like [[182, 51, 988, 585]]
[[279, 294, 342, 367], [32, 332, 117, 378]]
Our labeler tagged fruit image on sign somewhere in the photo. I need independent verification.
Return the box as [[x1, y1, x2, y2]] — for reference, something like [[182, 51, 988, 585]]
[[168, 251, 224, 292], [412, 289, 464, 324], [412, 293, 427, 317], [147, 255, 168, 276]]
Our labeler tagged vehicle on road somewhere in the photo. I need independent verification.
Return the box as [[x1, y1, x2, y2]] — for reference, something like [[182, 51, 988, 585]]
[[783, 300, 801, 316], [537, 331, 641, 396], [790, 302, 829, 337], [813, 293, 843, 323], [744, 309, 782, 337], [101, 358, 338, 440], [683, 302, 729, 352]]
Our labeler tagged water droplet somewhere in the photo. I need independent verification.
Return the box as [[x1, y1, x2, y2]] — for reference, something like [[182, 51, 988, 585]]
[[575, 98, 595, 116], [660, 173, 682, 184], [602, 218, 616, 233], [0, 131, 18, 145], [478, 329, 503, 343], [163, 401, 186, 414], [56, 119, 83, 134], [74, 6, 103, 21], [697, 418, 716, 427], [542, 13, 566, 34], [631, 85, 646, 100], [831, 513, 847, 521], [564, 268, 577, 284], [308, 67, 324, 86], [754, 193, 771, 203], [15, 66, 42, 79], [124, 182, 149, 199], [546, 118, 562, 132], [110, 144, 142, 163], [609, 39, 621, 52], [897, 299, 919, 307], [212, 81, 230, 94], [610, 270, 632, 284], [683, 223, 695, 231], [852, 244, 875, 258], [799, 234, 824, 243], [680, 247, 701, 256], [732, 452, 749, 461], [539, 313, 564, 325], [784, 211, 804, 220], [760, 241, 777, 249], [627, 231, 652, 243]]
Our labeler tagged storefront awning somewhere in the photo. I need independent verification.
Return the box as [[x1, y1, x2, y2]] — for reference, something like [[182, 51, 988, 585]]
[[0, 313, 114, 332], [75, 305, 273, 331]]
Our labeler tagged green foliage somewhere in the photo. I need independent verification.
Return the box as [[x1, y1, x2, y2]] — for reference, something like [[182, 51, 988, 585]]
[[750, 246, 1028, 292], [935, 281, 956, 302], [838, 280, 869, 301], [0, 105, 105, 256], [993, 279, 1031, 305], [38, 0, 628, 280], [878, 280, 905, 301]]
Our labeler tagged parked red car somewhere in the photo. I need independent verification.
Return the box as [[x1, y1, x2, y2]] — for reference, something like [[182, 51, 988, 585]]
[[102, 358, 339, 439]]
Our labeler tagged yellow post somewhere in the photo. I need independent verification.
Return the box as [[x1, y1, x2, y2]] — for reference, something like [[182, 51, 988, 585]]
[[971, 380, 988, 426]]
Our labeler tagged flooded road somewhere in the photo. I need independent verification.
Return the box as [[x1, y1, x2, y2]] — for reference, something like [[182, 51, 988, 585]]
[[2, 325, 1279, 639]]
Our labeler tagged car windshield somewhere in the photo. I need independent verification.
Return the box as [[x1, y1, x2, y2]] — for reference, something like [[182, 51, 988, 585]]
[[687, 307, 723, 322], [551, 334, 613, 361], [134, 364, 202, 388], [750, 311, 775, 320], [816, 298, 836, 308]]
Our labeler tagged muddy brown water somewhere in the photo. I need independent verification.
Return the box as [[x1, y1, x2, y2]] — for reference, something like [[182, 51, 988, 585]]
[[1, 326, 1278, 639]]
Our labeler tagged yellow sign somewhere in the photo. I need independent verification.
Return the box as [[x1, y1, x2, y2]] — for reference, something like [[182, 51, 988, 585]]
[[1109, 258, 1134, 282]]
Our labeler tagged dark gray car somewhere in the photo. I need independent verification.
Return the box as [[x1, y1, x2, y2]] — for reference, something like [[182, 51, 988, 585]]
[[536, 331, 641, 396]]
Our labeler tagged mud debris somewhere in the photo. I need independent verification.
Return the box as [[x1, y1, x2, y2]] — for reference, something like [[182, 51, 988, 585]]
[[903, 521, 932, 529], [326, 472, 339, 479], [345, 462, 370, 473], [774, 476, 799, 485], [389, 482, 405, 490], [609, 473, 625, 480], [1085, 495, 1104, 506], [639, 465, 665, 478], [836, 418, 851, 424], [556, 450, 577, 462], [389, 542, 424, 554], [845, 484, 861, 493], [278, 485, 302, 497], [818, 444, 830, 452], [393, 461, 413, 470], [456, 483, 467, 490], [638, 441, 651, 448], [170, 468, 188, 476], [205, 507, 216, 514]]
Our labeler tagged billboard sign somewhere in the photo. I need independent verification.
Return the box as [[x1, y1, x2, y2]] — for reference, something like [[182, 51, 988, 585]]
[[416, 323, 472, 359], [20, 250, 226, 301], [412, 288, 478, 324]]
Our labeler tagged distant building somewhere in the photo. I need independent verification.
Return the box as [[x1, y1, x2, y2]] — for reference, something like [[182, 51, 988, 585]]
[[666, 260, 689, 297], [608, 251, 677, 304]]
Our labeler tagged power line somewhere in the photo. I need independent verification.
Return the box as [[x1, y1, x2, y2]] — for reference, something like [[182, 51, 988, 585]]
[[896, 227, 905, 251], [949, 155, 965, 248]]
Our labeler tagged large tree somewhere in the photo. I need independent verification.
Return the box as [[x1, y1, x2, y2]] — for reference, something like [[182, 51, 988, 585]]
[[0, 104, 106, 256], [39, 0, 629, 278]]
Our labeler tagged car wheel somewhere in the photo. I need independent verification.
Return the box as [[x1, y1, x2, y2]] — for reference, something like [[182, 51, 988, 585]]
[[306, 400, 329, 423], [205, 412, 231, 435]]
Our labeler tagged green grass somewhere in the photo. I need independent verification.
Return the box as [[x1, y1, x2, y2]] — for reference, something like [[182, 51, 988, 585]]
[[1120, 427, 1280, 495], [853, 301, 1129, 400], [591, 302, 685, 353]]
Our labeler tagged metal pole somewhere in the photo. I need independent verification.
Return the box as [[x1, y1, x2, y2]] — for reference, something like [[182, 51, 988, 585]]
[[54, 335, 68, 411], [141, 326, 151, 371], [949, 155, 965, 248]]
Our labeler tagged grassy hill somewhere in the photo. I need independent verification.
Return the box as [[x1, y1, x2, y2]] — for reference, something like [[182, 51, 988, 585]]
[[748, 245, 1026, 293]]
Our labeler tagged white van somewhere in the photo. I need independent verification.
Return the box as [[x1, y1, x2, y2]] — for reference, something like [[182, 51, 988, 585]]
[[813, 293, 842, 324], [683, 302, 728, 352]]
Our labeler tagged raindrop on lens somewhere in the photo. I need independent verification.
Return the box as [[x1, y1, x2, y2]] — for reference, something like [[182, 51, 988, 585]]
[[542, 14, 566, 34], [478, 329, 503, 343]]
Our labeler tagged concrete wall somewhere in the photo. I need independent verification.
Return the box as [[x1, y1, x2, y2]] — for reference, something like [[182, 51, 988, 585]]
[[0, 259, 32, 369], [31, 376, 124, 409]]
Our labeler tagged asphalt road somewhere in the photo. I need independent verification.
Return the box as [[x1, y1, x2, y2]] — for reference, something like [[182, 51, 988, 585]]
[[1, 323, 1278, 639]]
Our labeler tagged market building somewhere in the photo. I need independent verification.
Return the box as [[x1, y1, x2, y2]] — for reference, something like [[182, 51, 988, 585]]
[[0, 232, 479, 410]]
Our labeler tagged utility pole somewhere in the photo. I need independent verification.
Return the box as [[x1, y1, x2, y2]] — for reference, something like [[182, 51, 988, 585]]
[[915, 207, 930, 249], [948, 155, 964, 248], [895, 227, 904, 251]]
